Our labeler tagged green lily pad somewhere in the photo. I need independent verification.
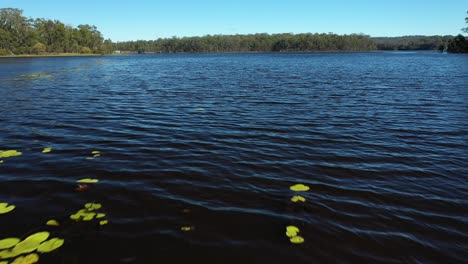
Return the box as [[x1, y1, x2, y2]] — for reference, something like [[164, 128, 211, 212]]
[[96, 213, 106, 219], [46, 220, 59, 226], [291, 195, 306, 202], [0, 203, 15, 214], [12, 232, 50, 254], [37, 238, 64, 253], [41, 148, 52, 153], [69, 214, 80, 220], [0, 248, 21, 259], [0, 238, 20, 250], [0, 150, 22, 158], [99, 220, 108, 226], [290, 184, 310, 192], [84, 203, 101, 210], [286, 226, 299, 238], [82, 212, 96, 221], [77, 178, 98, 183], [0, 260, 8, 264], [180, 226, 193, 231], [11, 253, 39, 264], [290, 236, 304, 244], [91, 151, 100, 154]]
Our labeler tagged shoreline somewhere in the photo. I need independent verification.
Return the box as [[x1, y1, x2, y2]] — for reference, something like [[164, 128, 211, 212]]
[[0, 53, 111, 58]]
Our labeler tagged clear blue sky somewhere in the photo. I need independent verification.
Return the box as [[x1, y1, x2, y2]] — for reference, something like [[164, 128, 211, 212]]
[[1, 0, 467, 41]]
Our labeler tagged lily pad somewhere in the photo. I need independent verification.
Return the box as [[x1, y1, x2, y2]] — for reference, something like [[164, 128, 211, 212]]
[[291, 195, 306, 202], [77, 178, 98, 183], [180, 226, 193, 231], [99, 220, 108, 226], [84, 203, 102, 210], [0, 238, 20, 250], [0, 203, 15, 214], [0, 249, 21, 259], [0, 150, 22, 158], [11, 253, 39, 264], [82, 212, 96, 221], [12, 232, 50, 254], [290, 236, 304, 244], [96, 213, 106, 219], [37, 238, 64, 253], [41, 148, 52, 153], [290, 184, 310, 192], [286, 226, 299, 238], [46, 220, 59, 226], [91, 151, 100, 154]]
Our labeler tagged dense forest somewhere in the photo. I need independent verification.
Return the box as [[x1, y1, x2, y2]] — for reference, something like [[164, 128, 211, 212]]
[[113, 33, 377, 53], [0, 8, 112, 55], [1, 8, 467, 55]]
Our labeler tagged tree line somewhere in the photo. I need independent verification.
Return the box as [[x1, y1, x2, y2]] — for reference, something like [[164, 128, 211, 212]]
[[0, 8, 112, 55], [1, 8, 467, 55]]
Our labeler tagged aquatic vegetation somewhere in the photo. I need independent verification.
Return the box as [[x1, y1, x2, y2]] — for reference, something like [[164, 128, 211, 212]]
[[70, 203, 108, 225], [180, 226, 193, 231], [11, 253, 39, 264], [291, 195, 306, 203], [285, 226, 304, 244], [12, 232, 50, 254], [45, 220, 59, 226], [76, 178, 98, 183], [195, 108, 205, 111], [36, 238, 64, 253], [0, 150, 22, 158], [0, 238, 20, 250], [41, 148, 52, 153], [85, 150, 101, 160], [290, 184, 310, 192], [0, 203, 15, 214]]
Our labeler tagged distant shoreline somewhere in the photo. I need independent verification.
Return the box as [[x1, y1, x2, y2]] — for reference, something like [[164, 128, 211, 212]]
[[0, 53, 108, 58]]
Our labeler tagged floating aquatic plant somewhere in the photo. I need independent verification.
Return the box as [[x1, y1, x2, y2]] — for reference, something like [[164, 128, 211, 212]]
[[76, 179, 98, 183], [0, 150, 22, 158], [180, 226, 193, 232], [0, 238, 20, 250], [11, 253, 39, 264], [0, 203, 15, 214], [290, 184, 310, 192], [285, 226, 305, 244], [70, 203, 108, 225], [195, 108, 205, 111], [291, 195, 306, 203], [45, 220, 59, 226], [41, 148, 52, 153], [12, 232, 50, 255], [36, 238, 64, 253]]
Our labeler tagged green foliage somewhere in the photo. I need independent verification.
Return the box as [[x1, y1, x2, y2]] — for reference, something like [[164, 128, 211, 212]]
[[0, 8, 111, 55], [31, 42, 46, 54], [447, 34, 468, 53], [372, 36, 453, 50], [80, 46, 92, 54], [114, 33, 377, 53]]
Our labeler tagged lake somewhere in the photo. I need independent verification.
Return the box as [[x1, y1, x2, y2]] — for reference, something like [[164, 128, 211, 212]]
[[0, 52, 467, 263]]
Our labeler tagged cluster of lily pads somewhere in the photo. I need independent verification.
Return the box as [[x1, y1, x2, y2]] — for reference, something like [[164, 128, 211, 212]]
[[0, 148, 110, 263], [86, 151, 101, 160], [0, 231, 64, 264], [286, 183, 310, 244]]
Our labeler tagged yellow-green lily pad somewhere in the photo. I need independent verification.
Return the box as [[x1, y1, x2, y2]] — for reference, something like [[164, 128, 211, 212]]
[[96, 213, 106, 219], [180, 226, 193, 231], [286, 226, 299, 238], [82, 212, 96, 221], [99, 220, 108, 226], [0, 248, 21, 259], [0, 203, 15, 214], [291, 195, 306, 202], [290, 236, 304, 244], [77, 178, 99, 183], [46, 220, 59, 226], [0, 150, 22, 158], [0, 238, 20, 250], [91, 151, 100, 154], [84, 203, 101, 210], [11, 253, 39, 264], [12, 232, 50, 254], [37, 238, 64, 253], [70, 214, 80, 220], [290, 184, 310, 192], [0, 260, 8, 264], [41, 148, 52, 153]]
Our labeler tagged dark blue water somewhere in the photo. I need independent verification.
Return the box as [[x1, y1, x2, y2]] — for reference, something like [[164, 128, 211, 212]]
[[0, 52, 467, 263]]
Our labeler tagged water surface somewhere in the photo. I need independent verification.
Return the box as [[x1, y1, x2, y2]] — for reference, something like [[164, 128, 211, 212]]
[[0, 52, 467, 263]]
